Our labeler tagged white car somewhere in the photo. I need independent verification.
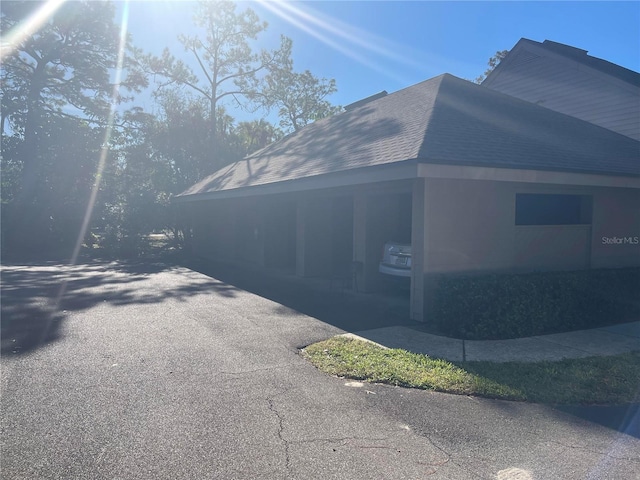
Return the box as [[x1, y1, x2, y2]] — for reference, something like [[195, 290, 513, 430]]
[[378, 241, 412, 277]]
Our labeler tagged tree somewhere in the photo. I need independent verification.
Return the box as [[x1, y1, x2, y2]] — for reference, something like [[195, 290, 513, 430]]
[[1, 0, 146, 252], [263, 67, 342, 133], [142, 0, 291, 172], [148, 89, 213, 192], [97, 109, 171, 256], [235, 119, 283, 155], [93, 90, 284, 255], [474, 49, 509, 84]]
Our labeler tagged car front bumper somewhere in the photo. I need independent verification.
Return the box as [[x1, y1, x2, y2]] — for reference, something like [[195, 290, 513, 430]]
[[378, 263, 411, 277]]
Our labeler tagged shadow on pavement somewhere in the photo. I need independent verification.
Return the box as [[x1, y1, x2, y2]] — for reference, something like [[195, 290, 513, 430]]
[[183, 257, 417, 334], [1, 259, 239, 356], [556, 404, 640, 439], [181, 259, 640, 440]]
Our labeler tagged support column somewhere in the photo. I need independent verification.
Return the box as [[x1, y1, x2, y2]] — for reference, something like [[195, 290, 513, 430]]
[[410, 178, 427, 322], [352, 192, 367, 290]]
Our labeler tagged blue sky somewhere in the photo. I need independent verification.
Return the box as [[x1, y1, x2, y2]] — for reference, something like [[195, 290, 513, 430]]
[[122, 1, 640, 118]]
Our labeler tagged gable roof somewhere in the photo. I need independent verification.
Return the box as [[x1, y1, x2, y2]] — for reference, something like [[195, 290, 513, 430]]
[[178, 74, 639, 199], [515, 39, 640, 87]]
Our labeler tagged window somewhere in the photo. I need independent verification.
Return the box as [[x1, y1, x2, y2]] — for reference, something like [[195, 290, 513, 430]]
[[515, 194, 592, 225]]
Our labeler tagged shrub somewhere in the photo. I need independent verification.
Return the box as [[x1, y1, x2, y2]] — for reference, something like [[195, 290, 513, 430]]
[[431, 268, 640, 340]]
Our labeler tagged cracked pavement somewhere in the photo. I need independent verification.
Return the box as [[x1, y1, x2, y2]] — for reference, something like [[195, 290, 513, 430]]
[[1, 261, 639, 479]]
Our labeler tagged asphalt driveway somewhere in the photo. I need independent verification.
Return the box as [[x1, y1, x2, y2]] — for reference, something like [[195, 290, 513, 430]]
[[1, 261, 639, 479]]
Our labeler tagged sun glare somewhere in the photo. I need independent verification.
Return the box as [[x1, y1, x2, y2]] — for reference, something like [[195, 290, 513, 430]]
[[255, 0, 424, 83], [70, 1, 131, 266], [1, 0, 66, 61]]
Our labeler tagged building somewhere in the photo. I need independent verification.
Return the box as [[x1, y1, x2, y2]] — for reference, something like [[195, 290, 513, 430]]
[[482, 38, 640, 141], [176, 72, 640, 323]]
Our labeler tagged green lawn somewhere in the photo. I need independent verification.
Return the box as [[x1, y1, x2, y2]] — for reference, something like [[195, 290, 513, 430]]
[[302, 336, 640, 405]]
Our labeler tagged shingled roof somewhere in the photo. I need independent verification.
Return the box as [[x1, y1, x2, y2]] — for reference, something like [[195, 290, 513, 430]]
[[527, 39, 640, 87], [178, 74, 639, 199]]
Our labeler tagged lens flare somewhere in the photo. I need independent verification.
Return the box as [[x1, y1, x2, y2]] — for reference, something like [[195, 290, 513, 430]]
[[1, 0, 66, 60], [256, 0, 424, 83], [69, 1, 130, 265]]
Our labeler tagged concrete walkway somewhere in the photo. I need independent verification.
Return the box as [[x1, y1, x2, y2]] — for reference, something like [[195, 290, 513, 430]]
[[349, 321, 640, 362]]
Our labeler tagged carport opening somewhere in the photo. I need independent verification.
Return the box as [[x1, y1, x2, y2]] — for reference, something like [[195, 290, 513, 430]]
[[368, 192, 412, 294], [233, 200, 265, 265], [264, 199, 297, 272], [330, 196, 354, 278]]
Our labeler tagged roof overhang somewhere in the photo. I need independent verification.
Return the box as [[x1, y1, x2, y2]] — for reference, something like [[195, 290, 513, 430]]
[[174, 160, 640, 204], [418, 163, 640, 188], [174, 160, 420, 203]]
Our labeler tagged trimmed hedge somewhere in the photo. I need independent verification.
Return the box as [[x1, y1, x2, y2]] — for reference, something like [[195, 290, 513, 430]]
[[431, 268, 640, 340]]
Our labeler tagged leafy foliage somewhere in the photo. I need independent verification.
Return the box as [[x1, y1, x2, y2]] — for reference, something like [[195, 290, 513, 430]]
[[141, 0, 291, 170], [235, 119, 284, 155], [0, 0, 338, 258], [431, 268, 640, 339], [474, 49, 509, 84], [1, 0, 146, 254], [264, 67, 342, 132]]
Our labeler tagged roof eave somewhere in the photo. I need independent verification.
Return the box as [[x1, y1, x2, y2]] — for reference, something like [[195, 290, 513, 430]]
[[173, 160, 421, 203]]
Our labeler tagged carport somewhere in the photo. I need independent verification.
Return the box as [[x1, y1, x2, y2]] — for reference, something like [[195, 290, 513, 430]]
[[176, 74, 639, 324], [184, 179, 414, 292]]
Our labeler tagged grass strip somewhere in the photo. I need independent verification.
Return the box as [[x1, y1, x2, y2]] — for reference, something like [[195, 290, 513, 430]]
[[302, 336, 640, 405]]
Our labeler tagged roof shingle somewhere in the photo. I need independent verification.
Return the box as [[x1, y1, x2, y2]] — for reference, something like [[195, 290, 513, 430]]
[[179, 74, 639, 198]]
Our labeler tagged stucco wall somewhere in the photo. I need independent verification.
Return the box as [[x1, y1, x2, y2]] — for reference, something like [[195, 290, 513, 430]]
[[416, 178, 639, 323], [514, 225, 591, 270], [424, 178, 515, 273], [423, 178, 639, 274], [591, 187, 640, 268]]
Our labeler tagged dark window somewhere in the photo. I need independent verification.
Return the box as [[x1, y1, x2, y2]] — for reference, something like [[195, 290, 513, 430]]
[[515, 194, 592, 225]]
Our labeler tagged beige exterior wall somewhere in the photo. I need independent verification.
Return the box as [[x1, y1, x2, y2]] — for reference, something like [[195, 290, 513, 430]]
[[591, 187, 640, 268], [424, 178, 514, 273], [422, 178, 640, 274], [416, 177, 639, 322], [410, 179, 427, 321], [513, 225, 591, 270]]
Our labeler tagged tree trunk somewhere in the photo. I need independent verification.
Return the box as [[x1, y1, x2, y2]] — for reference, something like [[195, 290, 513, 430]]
[[7, 59, 51, 255], [210, 95, 217, 172]]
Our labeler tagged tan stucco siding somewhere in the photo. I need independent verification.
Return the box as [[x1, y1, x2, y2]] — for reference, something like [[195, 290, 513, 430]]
[[514, 225, 591, 270], [422, 179, 639, 274], [424, 178, 515, 273], [591, 187, 640, 268]]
